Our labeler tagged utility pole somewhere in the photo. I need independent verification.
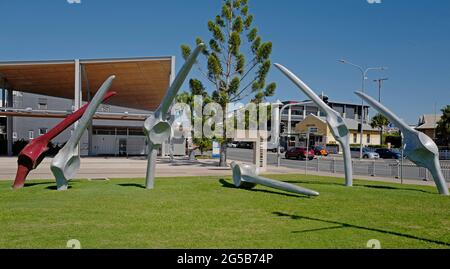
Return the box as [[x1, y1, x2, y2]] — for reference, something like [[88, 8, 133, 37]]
[[374, 78, 388, 144], [373, 78, 388, 102]]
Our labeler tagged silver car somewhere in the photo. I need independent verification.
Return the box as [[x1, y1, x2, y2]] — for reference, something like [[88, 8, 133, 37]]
[[350, 147, 380, 159]]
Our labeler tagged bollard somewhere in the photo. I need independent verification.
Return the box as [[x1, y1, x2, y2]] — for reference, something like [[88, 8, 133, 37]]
[[230, 162, 319, 197]]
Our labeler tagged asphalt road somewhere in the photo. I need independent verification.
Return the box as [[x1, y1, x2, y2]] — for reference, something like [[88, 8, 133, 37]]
[[226, 148, 400, 169]]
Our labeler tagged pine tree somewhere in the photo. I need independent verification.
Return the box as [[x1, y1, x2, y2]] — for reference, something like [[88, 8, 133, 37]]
[[180, 0, 276, 166]]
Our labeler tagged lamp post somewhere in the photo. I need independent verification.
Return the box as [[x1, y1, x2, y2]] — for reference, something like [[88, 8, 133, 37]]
[[339, 59, 387, 159]]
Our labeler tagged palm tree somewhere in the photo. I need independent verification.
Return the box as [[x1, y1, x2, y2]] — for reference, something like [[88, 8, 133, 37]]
[[371, 113, 390, 145], [436, 105, 450, 147]]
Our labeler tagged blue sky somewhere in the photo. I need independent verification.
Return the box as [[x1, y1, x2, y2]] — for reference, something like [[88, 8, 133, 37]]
[[0, 0, 449, 123]]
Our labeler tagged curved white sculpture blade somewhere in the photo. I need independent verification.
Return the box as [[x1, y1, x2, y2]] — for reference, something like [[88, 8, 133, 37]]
[[51, 75, 116, 190], [355, 91, 449, 196], [144, 43, 205, 189], [274, 63, 353, 187], [230, 162, 319, 196]]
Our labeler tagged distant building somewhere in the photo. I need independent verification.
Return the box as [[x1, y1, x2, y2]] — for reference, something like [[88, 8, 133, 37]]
[[5, 92, 149, 156], [415, 114, 442, 140], [280, 98, 370, 133], [291, 114, 381, 152], [278, 96, 372, 151]]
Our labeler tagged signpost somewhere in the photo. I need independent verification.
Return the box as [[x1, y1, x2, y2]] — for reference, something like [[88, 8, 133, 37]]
[[212, 141, 220, 159]]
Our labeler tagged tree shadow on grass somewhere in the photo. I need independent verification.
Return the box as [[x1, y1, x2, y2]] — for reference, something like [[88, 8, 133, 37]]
[[117, 183, 146, 189], [283, 180, 436, 195], [272, 212, 450, 247], [219, 179, 309, 199]]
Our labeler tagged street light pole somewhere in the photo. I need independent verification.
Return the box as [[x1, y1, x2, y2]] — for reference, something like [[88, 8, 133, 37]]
[[339, 59, 387, 160]]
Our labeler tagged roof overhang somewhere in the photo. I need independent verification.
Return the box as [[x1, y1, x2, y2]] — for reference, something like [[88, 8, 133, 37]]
[[0, 56, 174, 111]]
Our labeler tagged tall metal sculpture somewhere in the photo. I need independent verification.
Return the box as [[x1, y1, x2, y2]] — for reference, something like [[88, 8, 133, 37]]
[[355, 91, 449, 196], [230, 162, 319, 196], [274, 63, 353, 187], [144, 43, 204, 189], [51, 75, 116, 190], [12, 91, 116, 189]]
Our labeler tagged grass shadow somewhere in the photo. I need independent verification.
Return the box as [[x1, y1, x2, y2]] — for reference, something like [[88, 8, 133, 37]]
[[284, 180, 343, 187], [219, 179, 309, 199], [117, 183, 146, 189], [45, 185, 72, 190], [283, 180, 436, 195], [273, 212, 450, 247], [24, 182, 53, 187], [356, 184, 436, 194]]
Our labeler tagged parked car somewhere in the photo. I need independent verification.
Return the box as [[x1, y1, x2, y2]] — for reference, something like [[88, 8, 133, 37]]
[[350, 147, 380, 159], [267, 142, 285, 153], [285, 147, 315, 160], [227, 142, 238, 148], [375, 148, 402, 159], [313, 146, 329, 156], [236, 142, 253, 149]]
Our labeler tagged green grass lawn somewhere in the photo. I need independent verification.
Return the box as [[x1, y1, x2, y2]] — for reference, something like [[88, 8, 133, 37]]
[[0, 174, 449, 249]]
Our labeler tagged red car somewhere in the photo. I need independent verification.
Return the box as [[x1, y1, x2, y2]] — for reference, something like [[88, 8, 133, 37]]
[[285, 147, 315, 160]]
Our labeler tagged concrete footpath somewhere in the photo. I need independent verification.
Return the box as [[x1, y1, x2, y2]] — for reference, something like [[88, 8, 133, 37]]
[[0, 157, 447, 189]]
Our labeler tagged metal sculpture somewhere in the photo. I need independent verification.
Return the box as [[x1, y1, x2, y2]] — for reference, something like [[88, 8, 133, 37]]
[[230, 162, 319, 196], [144, 43, 204, 189], [274, 63, 353, 187], [12, 91, 116, 189], [355, 91, 449, 196], [50, 75, 116, 190]]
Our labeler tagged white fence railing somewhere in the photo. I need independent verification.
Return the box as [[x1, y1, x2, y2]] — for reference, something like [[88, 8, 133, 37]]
[[440, 150, 450, 160], [267, 157, 450, 182]]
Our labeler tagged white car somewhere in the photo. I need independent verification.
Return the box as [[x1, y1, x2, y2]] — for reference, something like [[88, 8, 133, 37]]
[[350, 147, 380, 159], [267, 143, 285, 153], [227, 142, 238, 148]]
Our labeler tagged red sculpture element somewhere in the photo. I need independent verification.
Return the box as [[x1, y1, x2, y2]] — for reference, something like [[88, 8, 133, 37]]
[[12, 91, 117, 189]]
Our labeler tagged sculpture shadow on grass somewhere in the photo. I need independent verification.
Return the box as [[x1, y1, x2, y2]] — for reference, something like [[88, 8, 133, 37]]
[[219, 179, 309, 199], [282, 180, 436, 195], [272, 212, 450, 247], [117, 183, 146, 189], [46, 185, 73, 190], [357, 184, 436, 195], [23, 182, 54, 188]]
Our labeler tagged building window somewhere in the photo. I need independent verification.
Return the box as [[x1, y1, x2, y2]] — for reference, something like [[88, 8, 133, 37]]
[[13, 92, 23, 108], [38, 98, 48, 110], [28, 130, 34, 140], [367, 134, 371, 144], [39, 128, 48, 136], [353, 133, 357, 143], [129, 129, 145, 136]]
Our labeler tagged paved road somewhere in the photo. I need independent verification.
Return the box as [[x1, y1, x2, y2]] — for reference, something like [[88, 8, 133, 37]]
[[227, 148, 399, 169], [227, 148, 450, 181]]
